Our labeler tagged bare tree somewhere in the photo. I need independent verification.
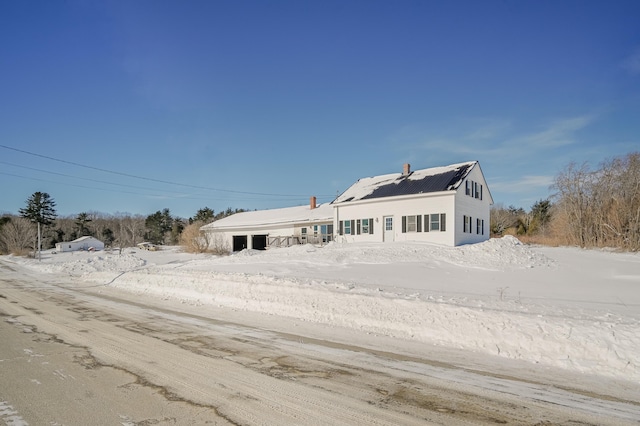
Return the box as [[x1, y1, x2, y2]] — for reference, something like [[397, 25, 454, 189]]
[[87, 212, 114, 247], [179, 221, 230, 254], [552, 162, 595, 246], [490, 204, 514, 236], [53, 215, 74, 243], [0, 217, 37, 255], [112, 213, 145, 251], [551, 152, 640, 250], [179, 221, 210, 253], [490, 204, 532, 236], [596, 152, 640, 249]]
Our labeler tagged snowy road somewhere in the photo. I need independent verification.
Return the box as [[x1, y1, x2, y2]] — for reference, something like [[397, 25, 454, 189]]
[[1, 258, 638, 425]]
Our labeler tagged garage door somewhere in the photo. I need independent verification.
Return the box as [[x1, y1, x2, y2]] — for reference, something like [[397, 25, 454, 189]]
[[232, 235, 247, 252], [252, 234, 267, 250]]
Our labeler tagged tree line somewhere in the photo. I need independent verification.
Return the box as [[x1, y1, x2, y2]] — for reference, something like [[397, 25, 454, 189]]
[[0, 196, 246, 256], [551, 152, 640, 250], [491, 151, 640, 251]]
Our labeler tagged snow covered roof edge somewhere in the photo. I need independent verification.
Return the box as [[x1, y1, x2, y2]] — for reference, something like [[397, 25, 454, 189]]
[[201, 203, 333, 230], [71, 236, 102, 243]]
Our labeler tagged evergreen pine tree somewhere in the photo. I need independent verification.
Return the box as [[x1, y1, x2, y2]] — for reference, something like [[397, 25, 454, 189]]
[[19, 192, 57, 259]]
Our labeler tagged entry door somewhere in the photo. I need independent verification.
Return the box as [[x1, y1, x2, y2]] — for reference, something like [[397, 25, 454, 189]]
[[383, 216, 394, 242]]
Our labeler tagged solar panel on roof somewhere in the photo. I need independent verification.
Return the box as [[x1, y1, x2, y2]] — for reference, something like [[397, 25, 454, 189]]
[[359, 163, 473, 201]]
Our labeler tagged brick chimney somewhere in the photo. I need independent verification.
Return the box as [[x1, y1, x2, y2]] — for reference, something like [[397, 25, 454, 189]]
[[310, 196, 317, 210], [402, 163, 411, 176]]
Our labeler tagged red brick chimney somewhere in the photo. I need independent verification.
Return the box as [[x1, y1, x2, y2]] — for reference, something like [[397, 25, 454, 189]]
[[310, 196, 317, 210], [403, 163, 411, 176]]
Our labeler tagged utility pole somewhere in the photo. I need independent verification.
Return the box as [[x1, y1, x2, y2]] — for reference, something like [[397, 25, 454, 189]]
[[37, 221, 41, 261]]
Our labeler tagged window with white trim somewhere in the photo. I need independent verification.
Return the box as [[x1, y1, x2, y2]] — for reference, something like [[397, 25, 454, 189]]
[[401, 215, 421, 233], [407, 215, 417, 232], [340, 218, 373, 235], [424, 213, 446, 232], [361, 218, 370, 234], [430, 214, 440, 231]]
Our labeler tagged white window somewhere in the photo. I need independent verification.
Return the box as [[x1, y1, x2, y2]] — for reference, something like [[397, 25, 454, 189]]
[[385, 217, 393, 231], [407, 215, 417, 232], [430, 214, 440, 231], [425, 213, 447, 232], [342, 218, 373, 235], [402, 215, 423, 232], [355, 218, 373, 235]]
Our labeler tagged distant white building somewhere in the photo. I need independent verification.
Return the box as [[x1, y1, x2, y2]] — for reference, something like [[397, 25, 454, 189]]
[[202, 161, 493, 251], [55, 236, 105, 253]]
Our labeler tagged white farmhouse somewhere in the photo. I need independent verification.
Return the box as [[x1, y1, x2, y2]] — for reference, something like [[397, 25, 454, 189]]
[[332, 161, 493, 246], [200, 197, 333, 252], [201, 161, 492, 251], [55, 236, 105, 253]]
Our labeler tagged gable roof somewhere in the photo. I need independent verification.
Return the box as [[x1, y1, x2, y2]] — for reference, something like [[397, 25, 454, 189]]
[[332, 161, 477, 204], [201, 203, 333, 230], [72, 236, 102, 243]]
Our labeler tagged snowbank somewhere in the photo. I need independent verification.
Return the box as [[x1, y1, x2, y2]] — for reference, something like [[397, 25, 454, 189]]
[[13, 237, 640, 382]]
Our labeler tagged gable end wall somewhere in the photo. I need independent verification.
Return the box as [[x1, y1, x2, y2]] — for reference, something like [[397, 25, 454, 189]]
[[454, 165, 492, 245]]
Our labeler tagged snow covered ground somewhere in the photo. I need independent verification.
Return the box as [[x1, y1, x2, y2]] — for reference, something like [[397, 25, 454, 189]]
[[12, 236, 640, 383]]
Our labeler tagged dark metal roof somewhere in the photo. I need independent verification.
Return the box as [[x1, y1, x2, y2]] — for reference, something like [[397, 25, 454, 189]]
[[365, 165, 472, 199], [333, 162, 476, 204]]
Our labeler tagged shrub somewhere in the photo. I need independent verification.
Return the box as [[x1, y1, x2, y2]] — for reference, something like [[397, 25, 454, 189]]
[[179, 222, 230, 255]]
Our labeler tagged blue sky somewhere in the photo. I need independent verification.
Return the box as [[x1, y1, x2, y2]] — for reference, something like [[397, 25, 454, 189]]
[[1, 0, 639, 219]]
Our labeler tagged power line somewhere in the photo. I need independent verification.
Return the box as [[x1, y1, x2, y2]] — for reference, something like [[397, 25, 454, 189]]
[[0, 161, 187, 195], [0, 144, 335, 198], [0, 171, 196, 199], [0, 171, 336, 205]]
